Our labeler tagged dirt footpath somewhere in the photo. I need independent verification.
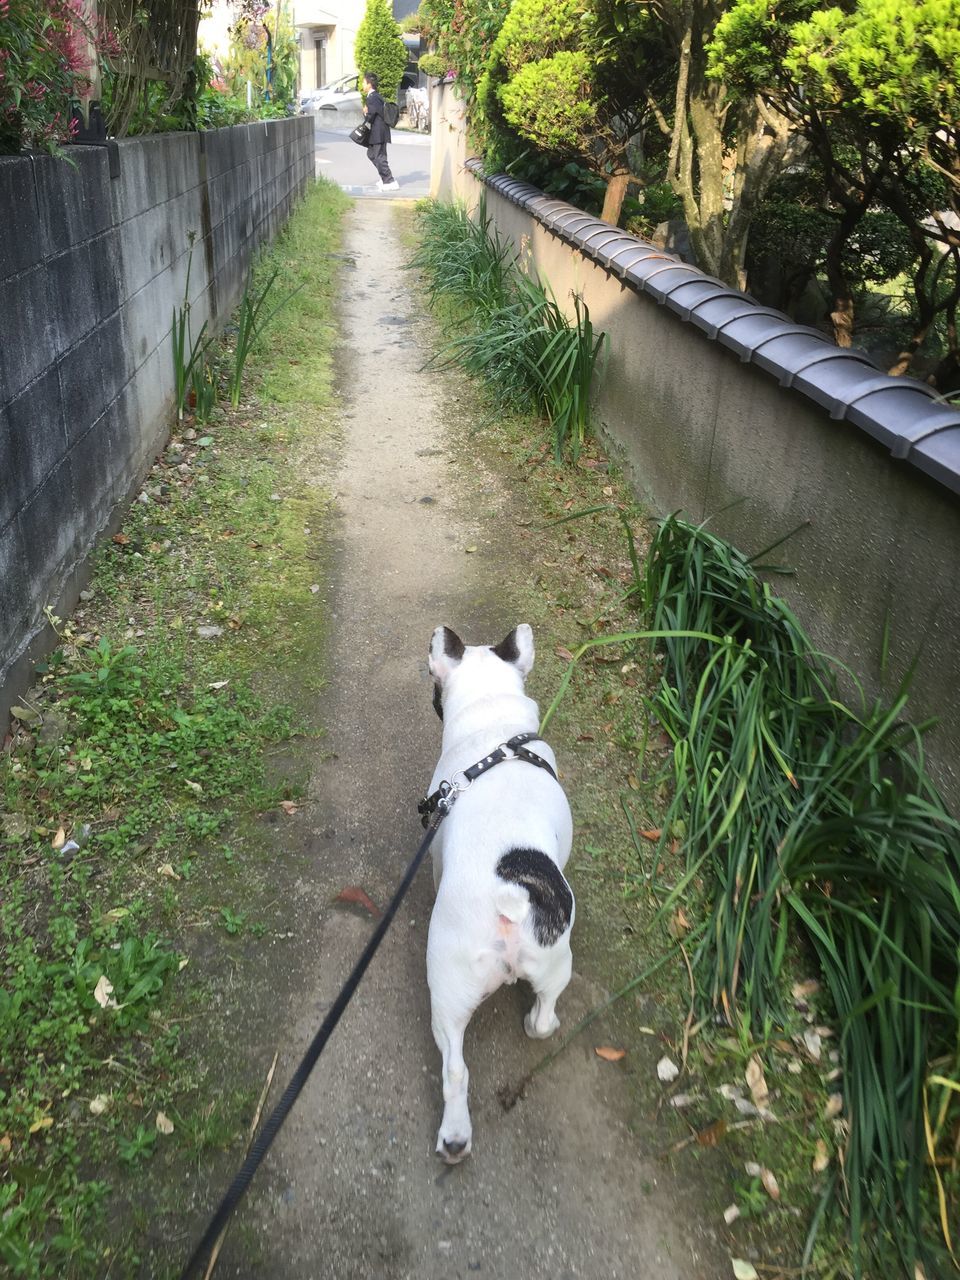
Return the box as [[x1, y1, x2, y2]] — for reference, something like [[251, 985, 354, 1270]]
[[227, 199, 725, 1279]]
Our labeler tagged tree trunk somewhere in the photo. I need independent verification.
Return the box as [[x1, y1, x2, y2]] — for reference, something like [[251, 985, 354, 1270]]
[[601, 172, 631, 226]]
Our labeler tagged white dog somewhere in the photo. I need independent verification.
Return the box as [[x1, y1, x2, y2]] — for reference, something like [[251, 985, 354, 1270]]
[[424, 624, 574, 1162]]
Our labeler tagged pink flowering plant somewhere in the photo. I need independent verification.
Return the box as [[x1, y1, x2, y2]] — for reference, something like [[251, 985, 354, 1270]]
[[0, 0, 104, 154]]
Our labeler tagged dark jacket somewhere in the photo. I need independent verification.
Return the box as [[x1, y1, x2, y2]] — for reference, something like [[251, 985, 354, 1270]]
[[365, 90, 391, 145]]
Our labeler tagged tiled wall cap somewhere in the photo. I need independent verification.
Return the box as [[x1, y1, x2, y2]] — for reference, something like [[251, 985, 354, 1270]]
[[468, 168, 960, 498], [713, 308, 802, 360], [843, 385, 955, 456], [790, 352, 887, 416], [607, 245, 668, 278], [909, 429, 960, 496], [633, 262, 713, 305], [660, 281, 745, 322], [748, 329, 846, 382], [580, 227, 630, 253]]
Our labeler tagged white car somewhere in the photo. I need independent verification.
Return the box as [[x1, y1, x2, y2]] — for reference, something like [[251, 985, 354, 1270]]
[[299, 74, 360, 115], [299, 71, 421, 117]]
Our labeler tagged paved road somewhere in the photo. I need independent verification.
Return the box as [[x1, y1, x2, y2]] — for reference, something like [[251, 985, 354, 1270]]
[[314, 122, 432, 199]]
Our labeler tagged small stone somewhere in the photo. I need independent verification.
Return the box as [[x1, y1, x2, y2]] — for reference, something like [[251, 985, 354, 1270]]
[[196, 626, 224, 639]]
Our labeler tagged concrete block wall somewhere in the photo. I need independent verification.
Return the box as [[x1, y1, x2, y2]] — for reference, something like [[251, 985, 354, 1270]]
[[0, 116, 314, 715], [427, 94, 960, 805]]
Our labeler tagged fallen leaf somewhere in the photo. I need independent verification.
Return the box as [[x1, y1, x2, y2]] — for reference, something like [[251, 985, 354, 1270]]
[[29, 1113, 53, 1134], [668, 908, 691, 938], [760, 1167, 780, 1201], [745, 1054, 769, 1109], [111, 533, 130, 545], [89, 1095, 111, 1116], [813, 1139, 830, 1173], [731, 1261, 759, 1280], [51, 826, 66, 850], [208, 680, 230, 690], [723, 1204, 740, 1226], [792, 979, 820, 1000], [669, 1092, 700, 1109], [657, 1056, 680, 1083], [824, 1093, 843, 1120], [640, 828, 662, 842], [184, 780, 203, 795], [802, 1027, 822, 1061], [157, 864, 181, 880], [93, 975, 118, 1009], [744, 1161, 762, 1177], [279, 800, 299, 815], [555, 646, 575, 663], [697, 1119, 727, 1147], [595, 1046, 626, 1062], [11, 705, 40, 723], [155, 1111, 174, 1135], [576, 733, 595, 742], [334, 886, 381, 918]]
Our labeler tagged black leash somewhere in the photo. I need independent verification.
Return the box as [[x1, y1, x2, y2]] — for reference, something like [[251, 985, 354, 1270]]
[[178, 810, 445, 1279]]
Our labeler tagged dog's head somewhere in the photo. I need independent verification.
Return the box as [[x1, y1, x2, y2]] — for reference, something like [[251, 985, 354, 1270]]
[[428, 625, 535, 720]]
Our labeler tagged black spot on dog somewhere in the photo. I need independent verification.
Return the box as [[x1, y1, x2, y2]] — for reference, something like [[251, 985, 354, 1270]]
[[496, 847, 573, 947], [432, 682, 443, 720], [491, 628, 520, 664]]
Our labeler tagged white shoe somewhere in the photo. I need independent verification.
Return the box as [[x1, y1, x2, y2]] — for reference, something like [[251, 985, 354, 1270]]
[[375, 179, 383, 189], [380, 180, 399, 191]]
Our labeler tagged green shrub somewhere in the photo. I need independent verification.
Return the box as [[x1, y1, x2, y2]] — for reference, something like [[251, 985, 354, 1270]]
[[354, 0, 408, 101]]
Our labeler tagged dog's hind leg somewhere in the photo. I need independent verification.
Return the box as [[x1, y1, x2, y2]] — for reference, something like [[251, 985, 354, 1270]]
[[431, 1003, 474, 1162], [523, 934, 573, 1039]]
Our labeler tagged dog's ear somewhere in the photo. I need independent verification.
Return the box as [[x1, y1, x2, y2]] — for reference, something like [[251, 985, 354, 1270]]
[[492, 624, 534, 678], [429, 626, 465, 685]]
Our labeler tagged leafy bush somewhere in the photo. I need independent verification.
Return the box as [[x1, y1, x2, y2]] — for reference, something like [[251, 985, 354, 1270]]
[[0, 0, 116, 154]]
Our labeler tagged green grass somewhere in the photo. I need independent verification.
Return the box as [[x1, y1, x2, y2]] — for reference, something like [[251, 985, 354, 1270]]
[[0, 177, 349, 1278]]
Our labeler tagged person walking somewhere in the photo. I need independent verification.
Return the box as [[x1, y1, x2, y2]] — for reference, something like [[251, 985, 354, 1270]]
[[362, 72, 399, 192]]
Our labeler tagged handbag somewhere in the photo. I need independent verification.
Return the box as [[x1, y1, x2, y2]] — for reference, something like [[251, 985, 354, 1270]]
[[349, 120, 371, 147]]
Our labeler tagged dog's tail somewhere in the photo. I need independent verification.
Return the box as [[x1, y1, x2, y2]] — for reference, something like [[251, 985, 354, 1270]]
[[494, 882, 530, 925]]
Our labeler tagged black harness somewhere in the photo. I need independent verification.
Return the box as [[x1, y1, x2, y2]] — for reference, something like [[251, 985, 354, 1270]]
[[417, 731, 559, 828]]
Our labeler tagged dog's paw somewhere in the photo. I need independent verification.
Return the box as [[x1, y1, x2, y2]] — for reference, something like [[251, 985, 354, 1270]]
[[524, 1008, 560, 1039], [436, 1132, 472, 1164]]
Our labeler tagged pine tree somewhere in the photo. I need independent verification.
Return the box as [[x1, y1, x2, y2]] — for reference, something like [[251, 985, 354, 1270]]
[[354, 0, 408, 103]]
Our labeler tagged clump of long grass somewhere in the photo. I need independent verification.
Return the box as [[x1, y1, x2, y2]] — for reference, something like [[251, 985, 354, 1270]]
[[638, 514, 960, 1275], [410, 198, 606, 461]]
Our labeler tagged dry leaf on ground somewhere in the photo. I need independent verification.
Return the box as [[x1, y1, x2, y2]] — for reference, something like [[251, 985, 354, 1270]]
[[697, 1119, 728, 1147], [155, 1112, 174, 1135], [813, 1139, 830, 1172], [824, 1093, 844, 1120], [745, 1054, 769, 1109], [93, 975, 118, 1010], [760, 1167, 780, 1201], [731, 1261, 759, 1280], [595, 1046, 626, 1062], [334, 886, 381, 918], [657, 1055, 680, 1083]]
